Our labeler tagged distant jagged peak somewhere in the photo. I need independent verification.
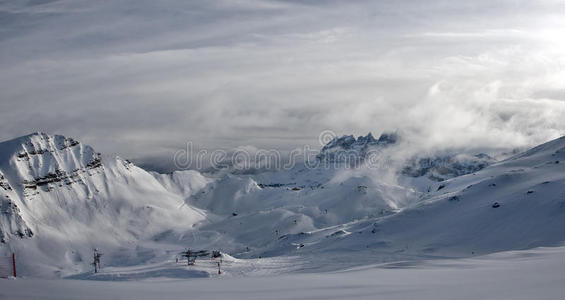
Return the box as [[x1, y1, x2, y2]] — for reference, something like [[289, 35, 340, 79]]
[[316, 131, 399, 164], [375, 132, 399, 145], [321, 131, 398, 152]]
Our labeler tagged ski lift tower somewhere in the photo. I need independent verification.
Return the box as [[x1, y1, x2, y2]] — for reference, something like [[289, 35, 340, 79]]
[[92, 249, 103, 273]]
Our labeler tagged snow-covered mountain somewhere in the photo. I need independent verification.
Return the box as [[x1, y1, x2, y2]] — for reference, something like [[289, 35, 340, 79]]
[[2, 132, 565, 279], [0, 133, 205, 277], [261, 135, 565, 261]]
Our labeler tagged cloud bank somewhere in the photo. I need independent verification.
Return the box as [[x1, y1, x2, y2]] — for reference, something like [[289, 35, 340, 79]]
[[1, 0, 565, 170]]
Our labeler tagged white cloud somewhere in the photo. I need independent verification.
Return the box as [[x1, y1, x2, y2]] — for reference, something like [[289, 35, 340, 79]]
[[1, 0, 565, 169]]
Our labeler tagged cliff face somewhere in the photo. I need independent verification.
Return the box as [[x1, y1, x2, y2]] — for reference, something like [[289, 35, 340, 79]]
[[316, 132, 398, 163]]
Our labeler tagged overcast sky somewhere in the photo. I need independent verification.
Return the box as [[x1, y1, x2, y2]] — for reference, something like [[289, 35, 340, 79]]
[[1, 0, 565, 169]]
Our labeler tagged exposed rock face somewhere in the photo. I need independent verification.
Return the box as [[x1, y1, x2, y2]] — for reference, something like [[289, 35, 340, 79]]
[[316, 132, 398, 163], [402, 153, 495, 182], [0, 172, 13, 191], [0, 169, 31, 243], [0, 198, 32, 242]]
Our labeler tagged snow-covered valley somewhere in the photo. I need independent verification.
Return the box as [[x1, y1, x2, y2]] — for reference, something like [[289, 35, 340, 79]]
[[1, 131, 565, 298]]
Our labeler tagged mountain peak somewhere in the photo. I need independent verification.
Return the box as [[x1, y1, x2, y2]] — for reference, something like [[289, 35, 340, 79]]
[[0, 133, 87, 163], [0, 132, 102, 196], [318, 132, 399, 162], [377, 132, 398, 145], [356, 132, 377, 145], [321, 132, 398, 152]]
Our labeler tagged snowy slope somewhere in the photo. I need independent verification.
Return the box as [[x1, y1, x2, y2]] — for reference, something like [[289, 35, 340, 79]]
[[159, 133, 497, 258], [0, 133, 206, 277], [263, 136, 565, 261], [2, 132, 565, 279], [169, 163, 419, 258], [152, 170, 212, 199]]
